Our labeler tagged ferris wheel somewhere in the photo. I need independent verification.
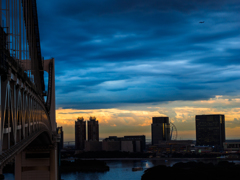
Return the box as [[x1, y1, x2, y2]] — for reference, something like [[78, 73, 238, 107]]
[[170, 122, 177, 140]]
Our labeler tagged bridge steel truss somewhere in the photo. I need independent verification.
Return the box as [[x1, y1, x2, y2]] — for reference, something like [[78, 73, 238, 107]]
[[0, 0, 57, 179], [0, 73, 52, 153]]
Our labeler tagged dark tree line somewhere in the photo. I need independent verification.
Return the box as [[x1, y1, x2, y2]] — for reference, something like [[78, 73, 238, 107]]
[[141, 161, 240, 180]]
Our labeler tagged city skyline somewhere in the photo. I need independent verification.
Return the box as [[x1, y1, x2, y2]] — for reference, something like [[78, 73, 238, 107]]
[[36, 0, 240, 141]]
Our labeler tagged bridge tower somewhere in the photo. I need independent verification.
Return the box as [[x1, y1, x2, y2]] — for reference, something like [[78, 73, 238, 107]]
[[0, 0, 58, 179]]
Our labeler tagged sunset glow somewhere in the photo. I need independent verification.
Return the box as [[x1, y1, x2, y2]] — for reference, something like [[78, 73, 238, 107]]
[[56, 95, 240, 141]]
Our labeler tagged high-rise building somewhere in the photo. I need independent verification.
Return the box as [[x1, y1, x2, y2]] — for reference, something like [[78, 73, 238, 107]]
[[75, 117, 86, 150], [151, 117, 170, 145], [87, 116, 99, 141], [57, 126, 64, 149], [196, 114, 225, 148]]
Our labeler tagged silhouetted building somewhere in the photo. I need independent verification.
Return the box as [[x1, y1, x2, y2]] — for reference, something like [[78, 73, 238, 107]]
[[102, 139, 121, 151], [103, 135, 146, 152], [124, 135, 146, 151], [154, 140, 194, 153], [88, 116, 99, 141], [151, 117, 170, 145], [196, 114, 225, 148], [57, 126, 64, 149], [75, 117, 86, 150], [85, 140, 102, 151], [223, 140, 240, 152]]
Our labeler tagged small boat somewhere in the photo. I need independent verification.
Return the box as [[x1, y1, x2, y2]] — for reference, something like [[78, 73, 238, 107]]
[[132, 167, 143, 171]]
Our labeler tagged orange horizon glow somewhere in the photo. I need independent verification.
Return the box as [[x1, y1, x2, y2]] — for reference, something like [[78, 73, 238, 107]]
[[56, 95, 240, 142]]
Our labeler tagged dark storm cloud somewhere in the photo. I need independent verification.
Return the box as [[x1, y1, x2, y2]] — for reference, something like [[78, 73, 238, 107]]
[[37, 0, 240, 109]]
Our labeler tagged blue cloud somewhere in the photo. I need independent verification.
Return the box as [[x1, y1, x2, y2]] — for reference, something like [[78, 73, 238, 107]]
[[37, 0, 240, 109]]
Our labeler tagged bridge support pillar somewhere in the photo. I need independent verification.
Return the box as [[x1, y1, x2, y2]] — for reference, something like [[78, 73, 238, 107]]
[[0, 167, 4, 180], [0, 174, 4, 180], [50, 144, 57, 180], [15, 152, 22, 180], [14, 145, 58, 180]]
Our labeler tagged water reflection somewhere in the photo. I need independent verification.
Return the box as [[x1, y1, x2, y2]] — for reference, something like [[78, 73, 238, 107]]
[[61, 160, 175, 180], [61, 160, 148, 180], [4, 160, 240, 180]]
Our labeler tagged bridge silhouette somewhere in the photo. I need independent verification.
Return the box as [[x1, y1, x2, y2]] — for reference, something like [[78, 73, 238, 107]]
[[0, 0, 57, 179]]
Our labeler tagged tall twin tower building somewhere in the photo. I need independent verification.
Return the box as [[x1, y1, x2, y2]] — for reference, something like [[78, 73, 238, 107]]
[[75, 117, 99, 150]]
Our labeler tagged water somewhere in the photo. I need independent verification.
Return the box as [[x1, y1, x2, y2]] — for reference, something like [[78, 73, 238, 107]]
[[61, 159, 198, 180], [4, 160, 157, 180], [61, 160, 156, 180], [2, 173, 14, 180], [4, 159, 240, 180], [60, 159, 240, 180]]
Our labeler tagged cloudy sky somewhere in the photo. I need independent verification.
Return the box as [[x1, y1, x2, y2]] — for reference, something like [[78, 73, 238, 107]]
[[36, 0, 240, 141]]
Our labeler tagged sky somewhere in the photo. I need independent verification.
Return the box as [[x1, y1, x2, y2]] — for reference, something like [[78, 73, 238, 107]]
[[36, 0, 240, 141]]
